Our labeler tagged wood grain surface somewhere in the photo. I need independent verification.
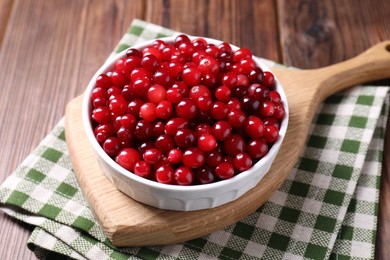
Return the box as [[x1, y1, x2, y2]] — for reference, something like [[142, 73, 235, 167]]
[[0, 0, 389, 259]]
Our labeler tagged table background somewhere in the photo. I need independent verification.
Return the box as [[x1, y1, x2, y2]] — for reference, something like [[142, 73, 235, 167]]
[[0, 0, 389, 259]]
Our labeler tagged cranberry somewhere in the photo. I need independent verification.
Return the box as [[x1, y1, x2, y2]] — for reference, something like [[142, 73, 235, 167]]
[[96, 74, 112, 89], [233, 48, 252, 62], [154, 70, 173, 87], [234, 153, 252, 172], [124, 56, 142, 75], [263, 125, 279, 143], [228, 109, 247, 128], [182, 147, 205, 168], [139, 102, 157, 122], [198, 134, 217, 152], [109, 96, 128, 116], [249, 67, 264, 83], [147, 84, 166, 104], [259, 100, 275, 117], [245, 116, 264, 139], [195, 123, 212, 137], [103, 137, 121, 157], [142, 55, 159, 72], [210, 101, 229, 120], [134, 161, 151, 177], [212, 121, 232, 141], [92, 107, 112, 124], [156, 100, 173, 120], [274, 105, 285, 120], [224, 134, 246, 156], [126, 48, 142, 58], [121, 114, 136, 129], [174, 128, 196, 148], [221, 72, 238, 88], [176, 98, 198, 119], [143, 148, 162, 164], [117, 126, 133, 147], [263, 71, 275, 88], [94, 124, 115, 143], [215, 162, 235, 179], [205, 150, 223, 167], [154, 134, 175, 154], [165, 117, 189, 136], [199, 56, 220, 75], [127, 99, 143, 116], [247, 139, 268, 159], [197, 96, 213, 111], [182, 67, 201, 86], [189, 85, 212, 100], [215, 86, 231, 102], [155, 165, 174, 184], [174, 166, 194, 185], [134, 120, 154, 141], [116, 148, 140, 171], [167, 148, 183, 164], [166, 88, 183, 103], [196, 166, 216, 184]]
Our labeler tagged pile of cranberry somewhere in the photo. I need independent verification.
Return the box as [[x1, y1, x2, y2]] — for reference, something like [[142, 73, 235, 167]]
[[90, 35, 285, 186]]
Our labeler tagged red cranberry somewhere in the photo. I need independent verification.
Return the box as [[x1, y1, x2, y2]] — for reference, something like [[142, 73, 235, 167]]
[[96, 74, 112, 89], [215, 162, 235, 179], [259, 100, 275, 117], [197, 134, 217, 152], [134, 120, 154, 141], [94, 124, 115, 143], [224, 134, 246, 156], [196, 166, 216, 184], [117, 126, 134, 147], [227, 109, 247, 128], [182, 147, 205, 168], [174, 128, 196, 148], [206, 150, 223, 167], [174, 166, 194, 185], [245, 116, 264, 139], [215, 86, 231, 102], [154, 134, 175, 154], [139, 102, 157, 122], [134, 161, 151, 177], [263, 71, 275, 88], [155, 165, 174, 184], [147, 84, 166, 104], [210, 101, 229, 120], [143, 148, 162, 164], [102, 137, 121, 157], [176, 98, 198, 119], [167, 148, 183, 164], [116, 148, 140, 171], [263, 125, 279, 143], [92, 107, 112, 124], [247, 139, 268, 159], [234, 153, 252, 171], [182, 67, 201, 86], [165, 117, 189, 136], [156, 100, 173, 120], [212, 121, 232, 141]]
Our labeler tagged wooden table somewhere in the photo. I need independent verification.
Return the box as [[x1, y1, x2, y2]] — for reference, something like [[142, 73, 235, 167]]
[[0, 0, 389, 259]]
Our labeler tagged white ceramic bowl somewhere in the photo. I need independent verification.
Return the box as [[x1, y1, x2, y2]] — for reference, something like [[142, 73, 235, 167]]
[[82, 36, 289, 211]]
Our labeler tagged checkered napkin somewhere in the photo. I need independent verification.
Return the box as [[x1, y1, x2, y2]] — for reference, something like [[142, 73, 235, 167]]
[[0, 19, 389, 260]]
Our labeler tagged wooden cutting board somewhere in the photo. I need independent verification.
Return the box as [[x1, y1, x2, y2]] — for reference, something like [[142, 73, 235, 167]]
[[65, 41, 390, 247]]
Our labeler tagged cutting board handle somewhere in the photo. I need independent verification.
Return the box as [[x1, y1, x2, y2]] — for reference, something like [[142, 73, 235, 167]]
[[310, 40, 390, 100]]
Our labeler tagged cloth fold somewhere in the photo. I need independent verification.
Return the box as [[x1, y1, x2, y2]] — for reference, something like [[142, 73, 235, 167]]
[[0, 19, 388, 260]]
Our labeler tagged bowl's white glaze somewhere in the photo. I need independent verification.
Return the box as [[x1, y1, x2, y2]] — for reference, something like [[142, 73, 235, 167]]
[[82, 36, 289, 211]]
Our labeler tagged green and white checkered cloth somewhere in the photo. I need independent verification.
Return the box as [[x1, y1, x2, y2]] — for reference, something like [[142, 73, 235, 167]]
[[0, 19, 388, 260]]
